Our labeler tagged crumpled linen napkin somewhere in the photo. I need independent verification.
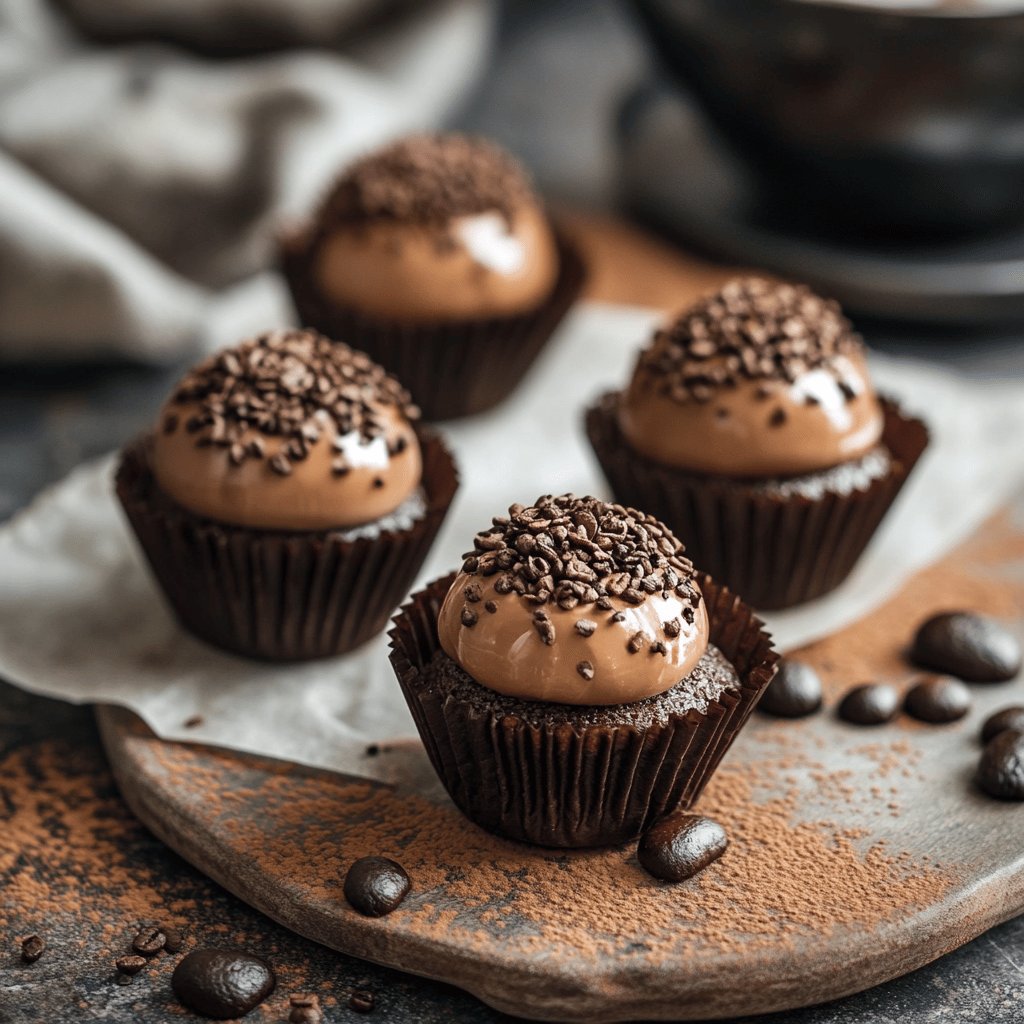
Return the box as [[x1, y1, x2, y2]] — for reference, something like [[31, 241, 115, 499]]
[[1, 303, 1023, 782], [0, 0, 493, 361]]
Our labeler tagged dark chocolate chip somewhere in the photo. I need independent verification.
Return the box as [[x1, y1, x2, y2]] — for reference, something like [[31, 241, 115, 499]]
[[638, 814, 728, 882], [484, 600, 498, 614], [171, 948, 276, 1020], [132, 925, 166, 957], [904, 676, 971, 724], [344, 857, 411, 917], [20, 935, 45, 963], [460, 607, 478, 628], [115, 955, 147, 976], [349, 989, 375, 1013], [910, 612, 1021, 683], [977, 730, 1024, 800], [981, 706, 1024, 745], [757, 660, 822, 718], [837, 683, 899, 726]]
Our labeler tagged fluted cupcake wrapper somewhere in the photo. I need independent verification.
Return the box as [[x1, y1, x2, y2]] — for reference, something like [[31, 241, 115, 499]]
[[280, 226, 586, 421], [115, 429, 459, 661], [586, 394, 929, 611], [388, 572, 778, 848]]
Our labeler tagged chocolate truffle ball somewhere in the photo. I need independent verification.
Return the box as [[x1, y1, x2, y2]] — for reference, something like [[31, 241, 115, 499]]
[[437, 495, 710, 706], [617, 278, 885, 478], [311, 134, 559, 323], [151, 328, 422, 530]]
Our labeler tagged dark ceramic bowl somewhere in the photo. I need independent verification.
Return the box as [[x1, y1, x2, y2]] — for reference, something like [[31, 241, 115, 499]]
[[627, 0, 1024, 235]]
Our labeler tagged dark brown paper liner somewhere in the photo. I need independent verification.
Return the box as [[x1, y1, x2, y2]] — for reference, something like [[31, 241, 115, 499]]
[[585, 395, 929, 611], [115, 429, 458, 661], [279, 224, 586, 421], [388, 572, 778, 848]]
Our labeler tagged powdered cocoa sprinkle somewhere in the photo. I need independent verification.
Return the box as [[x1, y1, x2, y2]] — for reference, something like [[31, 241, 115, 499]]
[[141, 737, 947, 968]]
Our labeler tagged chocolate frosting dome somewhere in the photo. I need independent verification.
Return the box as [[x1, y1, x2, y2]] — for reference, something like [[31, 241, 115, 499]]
[[311, 133, 560, 322], [618, 277, 885, 478], [151, 328, 423, 530], [437, 495, 710, 706]]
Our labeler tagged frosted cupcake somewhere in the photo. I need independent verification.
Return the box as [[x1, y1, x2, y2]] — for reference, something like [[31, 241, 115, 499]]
[[586, 278, 928, 609], [281, 133, 585, 420], [116, 328, 458, 660], [389, 494, 777, 848]]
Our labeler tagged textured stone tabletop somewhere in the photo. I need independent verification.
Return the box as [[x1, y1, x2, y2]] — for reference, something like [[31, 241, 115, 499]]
[[4, 1, 1024, 1021]]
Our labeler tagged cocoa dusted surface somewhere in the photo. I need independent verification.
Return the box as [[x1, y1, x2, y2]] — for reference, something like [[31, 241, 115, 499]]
[[6, 673, 1024, 1022]]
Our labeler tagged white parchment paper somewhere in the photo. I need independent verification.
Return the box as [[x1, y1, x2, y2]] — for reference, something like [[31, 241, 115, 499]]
[[2, 303, 1023, 780]]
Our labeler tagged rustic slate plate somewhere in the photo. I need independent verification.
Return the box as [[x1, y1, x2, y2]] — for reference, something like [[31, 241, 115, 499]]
[[97, 498, 1024, 1023]]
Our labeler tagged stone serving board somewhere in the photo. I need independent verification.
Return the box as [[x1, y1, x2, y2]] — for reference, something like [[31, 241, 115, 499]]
[[97, 496, 1024, 1023]]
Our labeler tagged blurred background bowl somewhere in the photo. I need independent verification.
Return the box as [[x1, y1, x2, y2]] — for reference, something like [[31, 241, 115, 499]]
[[627, 0, 1024, 237]]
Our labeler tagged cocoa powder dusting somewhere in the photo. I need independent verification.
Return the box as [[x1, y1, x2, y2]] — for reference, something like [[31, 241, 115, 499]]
[[146, 740, 947, 967]]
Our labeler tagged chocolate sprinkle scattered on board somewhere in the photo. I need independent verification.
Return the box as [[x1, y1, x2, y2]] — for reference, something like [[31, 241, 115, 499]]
[[636, 277, 862, 405], [459, 495, 699, 617]]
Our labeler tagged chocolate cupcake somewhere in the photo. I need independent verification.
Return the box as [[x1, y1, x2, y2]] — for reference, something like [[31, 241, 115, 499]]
[[389, 495, 777, 848], [116, 328, 458, 660], [586, 278, 928, 610], [280, 133, 585, 420]]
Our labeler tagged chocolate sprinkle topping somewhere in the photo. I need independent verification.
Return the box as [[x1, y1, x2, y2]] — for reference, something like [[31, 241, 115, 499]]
[[636, 277, 862, 405], [317, 133, 534, 230], [577, 660, 595, 680], [461, 607, 478, 628], [576, 619, 597, 637], [533, 610, 557, 646], [166, 329, 418, 476], [460, 495, 699, 618]]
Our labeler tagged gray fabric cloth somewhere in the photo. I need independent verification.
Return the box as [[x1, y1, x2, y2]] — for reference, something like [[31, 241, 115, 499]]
[[0, 0, 493, 361]]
